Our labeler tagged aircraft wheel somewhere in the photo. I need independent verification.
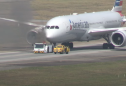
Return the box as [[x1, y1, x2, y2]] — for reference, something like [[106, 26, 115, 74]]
[[69, 43, 73, 49], [103, 43, 108, 49], [108, 44, 115, 49], [52, 46, 54, 53], [47, 47, 49, 53]]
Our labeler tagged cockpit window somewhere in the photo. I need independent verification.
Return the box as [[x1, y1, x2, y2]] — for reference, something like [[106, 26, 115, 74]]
[[50, 26, 55, 29], [46, 26, 59, 29], [46, 26, 50, 29], [55, 26, 59, 29]]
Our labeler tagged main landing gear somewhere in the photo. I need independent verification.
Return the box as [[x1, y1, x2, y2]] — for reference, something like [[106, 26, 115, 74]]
[[103, 35, 115, 49], [103, 43, 115, 49], [62, 42, 73, 49]]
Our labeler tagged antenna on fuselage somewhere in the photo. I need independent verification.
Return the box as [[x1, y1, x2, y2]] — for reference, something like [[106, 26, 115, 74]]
[[72, 13, 78, 15]]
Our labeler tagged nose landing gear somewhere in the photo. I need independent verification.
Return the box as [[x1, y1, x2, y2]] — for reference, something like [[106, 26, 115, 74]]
[[62, 42, 73, 49]]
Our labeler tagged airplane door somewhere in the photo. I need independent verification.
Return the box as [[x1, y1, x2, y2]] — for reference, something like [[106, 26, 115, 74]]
[[63, 22, 69, 33], [66, 25, 69, 33]]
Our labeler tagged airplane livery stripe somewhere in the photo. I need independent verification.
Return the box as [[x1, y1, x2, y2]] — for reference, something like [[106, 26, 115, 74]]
[[114, 0, 123, 6], [112, 0, 123, 13], [120, 1, 123, 6], [115, 1, 120, 6]]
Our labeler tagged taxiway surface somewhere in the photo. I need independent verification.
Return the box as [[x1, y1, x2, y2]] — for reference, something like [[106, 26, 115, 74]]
[[0, 43, 126, 70]]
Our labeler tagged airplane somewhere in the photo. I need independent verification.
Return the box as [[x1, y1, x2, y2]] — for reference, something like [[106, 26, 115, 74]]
[[0, 0, 126, 49]]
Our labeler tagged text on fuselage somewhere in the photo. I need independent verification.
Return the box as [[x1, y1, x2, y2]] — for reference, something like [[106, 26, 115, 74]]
[[71, 21, 89, 29]]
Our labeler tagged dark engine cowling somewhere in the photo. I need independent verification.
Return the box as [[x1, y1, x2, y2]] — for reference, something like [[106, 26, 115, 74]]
[[110, 30, 126, 47], [27, 26, 46, 44]]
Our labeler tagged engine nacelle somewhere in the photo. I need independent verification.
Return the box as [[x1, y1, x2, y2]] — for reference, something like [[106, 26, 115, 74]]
[[110, 30, 126, 47], [27, 26, 46, 44]]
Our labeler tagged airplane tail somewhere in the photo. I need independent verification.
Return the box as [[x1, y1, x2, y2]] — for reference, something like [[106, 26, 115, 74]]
[[111, 0, 123, 13]]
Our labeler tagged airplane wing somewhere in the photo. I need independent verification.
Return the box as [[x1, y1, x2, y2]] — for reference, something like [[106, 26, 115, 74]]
[[88, 27, 126, 36], [0, 17, 43, 27]]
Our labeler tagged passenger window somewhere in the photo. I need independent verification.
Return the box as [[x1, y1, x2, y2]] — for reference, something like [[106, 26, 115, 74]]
[[46, 26, 50, 29], [55, 26, 59, 29], [50, 26, 55, 29]]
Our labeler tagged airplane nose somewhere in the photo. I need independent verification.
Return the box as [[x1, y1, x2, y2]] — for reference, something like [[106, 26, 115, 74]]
[[45, 30, 57, 42], [46, 34, 54, 41]]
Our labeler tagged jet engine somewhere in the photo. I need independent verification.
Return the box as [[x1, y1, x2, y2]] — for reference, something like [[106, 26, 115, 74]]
[[27, 26, 46, 44], [110, 30, 126, 47]]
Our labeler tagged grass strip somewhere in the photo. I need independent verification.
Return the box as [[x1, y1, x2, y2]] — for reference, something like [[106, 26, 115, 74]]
[[31, 0, 126, 20], [0, 61, 126, 86]]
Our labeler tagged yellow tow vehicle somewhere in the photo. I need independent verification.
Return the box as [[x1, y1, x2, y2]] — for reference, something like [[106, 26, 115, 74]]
[[53, 45, 70, 54]]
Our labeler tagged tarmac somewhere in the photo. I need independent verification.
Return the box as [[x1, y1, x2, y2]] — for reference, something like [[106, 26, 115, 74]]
[[0, 42, 126, 70]]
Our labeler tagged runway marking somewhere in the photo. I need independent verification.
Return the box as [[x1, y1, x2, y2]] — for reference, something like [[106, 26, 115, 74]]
[[0, 50, 110, 63]]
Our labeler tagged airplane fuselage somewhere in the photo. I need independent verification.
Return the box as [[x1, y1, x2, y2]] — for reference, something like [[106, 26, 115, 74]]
[[45, 11, 123, 43]]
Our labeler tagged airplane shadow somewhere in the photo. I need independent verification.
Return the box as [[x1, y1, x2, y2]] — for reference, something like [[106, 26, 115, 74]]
[[71, 44, 126, 51], [113, 48, 126, 51], [71, 44, 103, 51]]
